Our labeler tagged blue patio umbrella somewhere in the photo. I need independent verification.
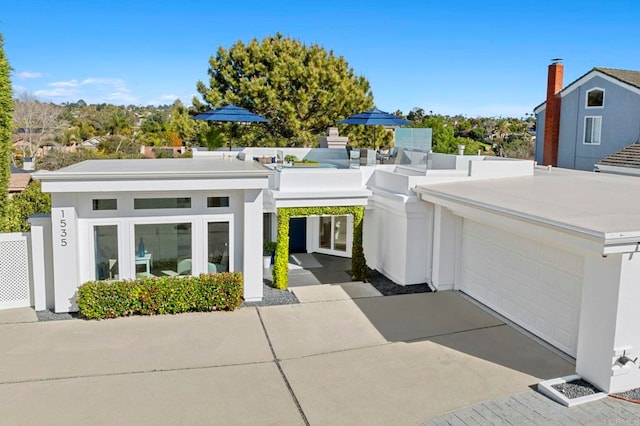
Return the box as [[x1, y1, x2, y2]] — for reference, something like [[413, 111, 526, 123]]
[[338, 108, 410, 127], [193, 104, 268, 150], [338, 108, 410, 149], [193, 104, 268, 123]]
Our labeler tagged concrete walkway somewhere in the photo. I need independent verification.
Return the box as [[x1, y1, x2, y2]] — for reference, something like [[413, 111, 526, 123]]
[[424, 390, 640, 425], [0, 289, 631, 425]]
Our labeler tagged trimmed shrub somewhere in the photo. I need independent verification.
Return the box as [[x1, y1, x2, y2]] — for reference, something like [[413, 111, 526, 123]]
[[77, 272, 243, 320]]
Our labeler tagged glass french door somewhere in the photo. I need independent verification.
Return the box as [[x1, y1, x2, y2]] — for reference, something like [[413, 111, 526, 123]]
[[318, 215, 348, 254]]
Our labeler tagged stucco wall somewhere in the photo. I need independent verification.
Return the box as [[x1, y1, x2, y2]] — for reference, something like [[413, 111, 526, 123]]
[[364, 193, 431, 285], [558, 76, 640, 170], [49, 189, 261, 312]]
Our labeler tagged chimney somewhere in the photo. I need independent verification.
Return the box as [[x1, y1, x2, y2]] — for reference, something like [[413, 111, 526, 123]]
[[543, 59, 563, 166]]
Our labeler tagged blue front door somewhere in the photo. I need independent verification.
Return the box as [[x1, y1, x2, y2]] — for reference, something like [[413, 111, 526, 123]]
[[289, 217, 307, 253]]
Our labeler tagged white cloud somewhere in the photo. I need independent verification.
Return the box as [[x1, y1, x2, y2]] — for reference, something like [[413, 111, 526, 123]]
[[14, 71, 46, 80], [28, 77, 139, 105], [49, 79, 79, 88], [12, 84, 27, 94], [80, 78, 139, 104], [34, 87, 80, 98], [145, 94, 181, 105], [146, 93, 191, 106], [106, 91, 138, 104]]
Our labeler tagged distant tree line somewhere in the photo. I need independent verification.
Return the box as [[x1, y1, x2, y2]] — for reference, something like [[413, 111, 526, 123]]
[[405, 107, 535, 158]]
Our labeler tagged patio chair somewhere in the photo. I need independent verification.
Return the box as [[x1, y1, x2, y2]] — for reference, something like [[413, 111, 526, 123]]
[[177, 258, 192, 275]]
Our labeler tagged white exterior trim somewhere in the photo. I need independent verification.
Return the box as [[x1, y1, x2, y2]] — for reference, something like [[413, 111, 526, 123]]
[[42, 178, 268, 193], [561, 70, 640, 98]]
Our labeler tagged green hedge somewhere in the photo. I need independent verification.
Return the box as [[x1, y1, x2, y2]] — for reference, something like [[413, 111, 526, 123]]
[[77, 272, 243, 320], [0, 181, 51, 232], [0, 34, 13, 218], [272, 206, 367, 289]]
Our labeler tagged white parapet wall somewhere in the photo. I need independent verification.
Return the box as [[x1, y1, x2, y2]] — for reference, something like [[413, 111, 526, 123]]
[[274, 168, 366, 194], [469, 158, 535, 178]]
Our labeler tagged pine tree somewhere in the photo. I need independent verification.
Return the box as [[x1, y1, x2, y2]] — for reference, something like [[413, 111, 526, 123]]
[[0, 34, 14, 217], [195, 33, 374, 147]]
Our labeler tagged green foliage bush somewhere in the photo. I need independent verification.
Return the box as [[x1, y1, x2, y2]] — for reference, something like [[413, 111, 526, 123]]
[[0, 181, 51, 232], [0, 34, 13, 218], [77, 272, 243, 320], [272, 206, 367, 289]]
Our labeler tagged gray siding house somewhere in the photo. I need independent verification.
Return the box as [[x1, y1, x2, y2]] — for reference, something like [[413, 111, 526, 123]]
[[535, 65, 640, 171]]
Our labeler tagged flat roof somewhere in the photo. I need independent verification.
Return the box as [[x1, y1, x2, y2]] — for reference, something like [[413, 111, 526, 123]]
[[34, 158, 273, 181], [416, 167, 640, 238]]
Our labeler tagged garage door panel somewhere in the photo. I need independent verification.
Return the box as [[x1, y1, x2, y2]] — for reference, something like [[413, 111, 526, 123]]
[[460, 220, 583, 357]]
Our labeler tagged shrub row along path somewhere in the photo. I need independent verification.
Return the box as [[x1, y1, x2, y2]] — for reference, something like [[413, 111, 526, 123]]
[[1, 290, 639, 425]]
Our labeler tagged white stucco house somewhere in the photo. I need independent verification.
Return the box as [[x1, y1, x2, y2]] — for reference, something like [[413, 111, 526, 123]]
[[8, 142, 640, 396]]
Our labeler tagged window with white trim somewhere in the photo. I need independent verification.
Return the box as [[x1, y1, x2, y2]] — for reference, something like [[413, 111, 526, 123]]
[[586, 88, 604, 108], [584, 116, 602, 145]]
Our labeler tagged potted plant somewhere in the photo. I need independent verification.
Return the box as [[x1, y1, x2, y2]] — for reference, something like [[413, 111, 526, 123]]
[[284, 154, 298, 166], [263, 241, 277, 268]]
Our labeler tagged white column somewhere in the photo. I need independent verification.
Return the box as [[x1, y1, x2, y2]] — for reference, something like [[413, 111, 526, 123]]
[[28, 215, 54, 311], [50, 194, 79, 312], [243, 189, 263, 302], [577, 252, 640, 393]]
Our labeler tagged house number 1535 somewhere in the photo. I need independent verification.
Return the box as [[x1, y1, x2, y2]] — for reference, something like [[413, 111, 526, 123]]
[[60, 210, 68, 247]]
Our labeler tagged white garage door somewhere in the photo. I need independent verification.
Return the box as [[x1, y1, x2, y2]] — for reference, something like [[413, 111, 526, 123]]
[[460, 220, 583, 357]]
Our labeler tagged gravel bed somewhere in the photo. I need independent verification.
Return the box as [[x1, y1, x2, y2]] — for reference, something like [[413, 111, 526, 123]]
[[36, 310, 78, 321], [613, 387, 640, 402], [551, 379, 601, 399], [366, 269, 432, 296], [242, 283, 299, 307]]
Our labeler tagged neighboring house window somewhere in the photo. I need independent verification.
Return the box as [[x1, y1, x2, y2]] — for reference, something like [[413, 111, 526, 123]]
[[586, 88, 604, 108], [584, 116, 602, 145], [92, 199, 117, 211], [134, 197, 191, 209], [207, 196, 230, 208]]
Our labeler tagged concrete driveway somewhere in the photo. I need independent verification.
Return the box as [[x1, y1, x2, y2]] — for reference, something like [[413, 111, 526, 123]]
[[0, 290, 576, 425]]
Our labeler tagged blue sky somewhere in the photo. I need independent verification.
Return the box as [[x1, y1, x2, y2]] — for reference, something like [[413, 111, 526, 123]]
[[2, 0, 639, 117]]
